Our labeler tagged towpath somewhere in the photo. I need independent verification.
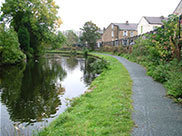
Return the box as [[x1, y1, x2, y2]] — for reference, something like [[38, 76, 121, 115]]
[[105, 54, 182, 136]]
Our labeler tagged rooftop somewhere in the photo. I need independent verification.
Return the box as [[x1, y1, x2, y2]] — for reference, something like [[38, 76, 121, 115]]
[[144, 16, 168, 25], [173, 0, 182, 15], [113, 22, 138, 31]]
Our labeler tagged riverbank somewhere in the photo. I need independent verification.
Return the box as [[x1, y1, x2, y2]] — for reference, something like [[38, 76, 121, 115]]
[[37, 54, 133, 136]]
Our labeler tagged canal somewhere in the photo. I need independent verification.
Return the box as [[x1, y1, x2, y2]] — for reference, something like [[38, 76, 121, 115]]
[[0, 53, 96, 136]]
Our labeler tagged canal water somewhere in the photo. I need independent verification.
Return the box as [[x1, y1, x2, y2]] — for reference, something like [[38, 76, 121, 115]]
[[0, 54, 96, 136]]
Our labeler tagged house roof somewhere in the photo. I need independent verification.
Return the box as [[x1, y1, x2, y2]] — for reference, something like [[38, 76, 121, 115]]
[[144, 16, 168, 25], [113, 23, 138, 31], [173, 0, 182, 15]]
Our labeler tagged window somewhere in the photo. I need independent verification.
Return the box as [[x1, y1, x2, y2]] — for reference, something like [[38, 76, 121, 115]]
[[112, 24, 114, 29], [141, 26, 143, 34], [122, 40, 128, 46], [123, 31, 128, 36], [112, 31, 114, 37], [130, 31, 134, 37], [130, 40, 134, 45], [153, 26, 158, 30]]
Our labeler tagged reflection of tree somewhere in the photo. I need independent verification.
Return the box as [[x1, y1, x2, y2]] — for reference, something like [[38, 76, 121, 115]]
[[0, 57, 66, 125], [0, 63, 25, 108], [65, 57, 78, 71], [80, 57, 97, 85]]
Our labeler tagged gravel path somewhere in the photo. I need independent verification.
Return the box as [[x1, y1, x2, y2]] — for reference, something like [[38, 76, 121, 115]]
[[105, 54, 182, 136]]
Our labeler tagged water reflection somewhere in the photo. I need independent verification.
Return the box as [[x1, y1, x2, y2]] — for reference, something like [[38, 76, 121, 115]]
[[65, 57, 78, 71], [0, 54, 97, 135], [81, 57, 97, 85], [0, 58, 66, 125]]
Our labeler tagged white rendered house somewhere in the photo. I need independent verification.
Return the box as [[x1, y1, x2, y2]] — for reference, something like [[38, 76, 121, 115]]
[[137, 16, 167, 35]]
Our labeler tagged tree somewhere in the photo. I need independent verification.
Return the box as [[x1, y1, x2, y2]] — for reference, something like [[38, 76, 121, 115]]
[[0, 23, 26, 64], [80, 21, 100, 50], [64, 30, 79, 47], [50, 31, 66, 49], [18, 26, 30, 52], [1, 0, 62, 57]]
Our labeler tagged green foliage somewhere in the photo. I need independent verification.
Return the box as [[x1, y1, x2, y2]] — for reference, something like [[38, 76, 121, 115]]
[[149, 14, 181, 61], [18, 26, 30, 52], [63, 30, 79, 47], [1, 0, 62, 57], [122, 15, 182, 99], [1, 47, 25, 64], [83, 48, 89, 58], [48, 31, 66, 50], [89, 58, 109, 74], [80, 21, 101, 51], [166, 71, 182, 98], [0, 24, 25, 64]]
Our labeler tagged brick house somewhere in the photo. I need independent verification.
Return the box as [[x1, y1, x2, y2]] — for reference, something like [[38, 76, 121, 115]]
[[101, 21, 137, 46], [173, 0, 182, 15]]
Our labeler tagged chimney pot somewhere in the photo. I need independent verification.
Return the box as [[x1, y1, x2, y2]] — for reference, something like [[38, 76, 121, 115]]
[[160, 16, 164, 19]]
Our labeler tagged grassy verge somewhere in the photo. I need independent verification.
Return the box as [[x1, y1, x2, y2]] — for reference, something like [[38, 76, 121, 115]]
[[37, 54, 133, 136]]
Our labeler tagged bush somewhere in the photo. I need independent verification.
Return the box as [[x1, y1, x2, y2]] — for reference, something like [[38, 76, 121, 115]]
[[166, 71, 182, 98], [149, 62, 169, 83], [1, 47, 25, 64], [121, 22, 182, 99], [0, 24, 26, 65], [125, 44, 182, 99], [99, 45, 129, 55], [89, 58, 109, 74]]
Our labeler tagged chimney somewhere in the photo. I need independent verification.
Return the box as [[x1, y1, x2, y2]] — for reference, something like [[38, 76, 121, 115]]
[[160, 16, 164, 19], [126, 21, 129, 25], [103, 27, 106, 32]]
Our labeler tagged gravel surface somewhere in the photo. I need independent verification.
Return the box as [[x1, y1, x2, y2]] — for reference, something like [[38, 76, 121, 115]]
[[104, 54, 182, 136]]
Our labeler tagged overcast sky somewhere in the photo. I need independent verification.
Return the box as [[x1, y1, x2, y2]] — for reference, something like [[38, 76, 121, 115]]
[[56, 0, 180, 31], [0, 0, 181, 31]]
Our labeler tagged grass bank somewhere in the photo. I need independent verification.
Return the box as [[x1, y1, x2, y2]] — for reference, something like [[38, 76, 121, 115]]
[[37, 54, 133, 136]]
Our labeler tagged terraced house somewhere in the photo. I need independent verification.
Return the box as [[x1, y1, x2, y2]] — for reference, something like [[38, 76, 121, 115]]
[[101, 21, 137, 46]]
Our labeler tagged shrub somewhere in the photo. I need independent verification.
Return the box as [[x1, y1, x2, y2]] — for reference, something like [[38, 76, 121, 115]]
[[150, 62, 169, 83], [166, 71, 182, 98], [0, 24, 26, 65], [121, 15, 182, 99], [89, 58, 109, 74]]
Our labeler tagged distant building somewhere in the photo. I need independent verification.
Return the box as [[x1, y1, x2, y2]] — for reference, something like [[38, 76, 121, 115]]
[[96, 29, 104, 48], [173, 0, 182, 15], [101, 21, 137, 46], [137, 16, 167, 35]]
